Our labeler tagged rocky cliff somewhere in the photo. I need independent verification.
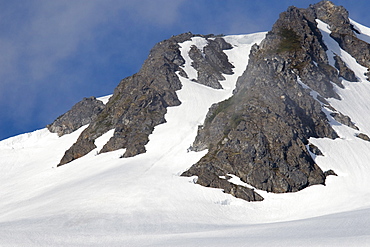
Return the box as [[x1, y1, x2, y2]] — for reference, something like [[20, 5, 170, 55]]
[[48, 1, 370, 201], [49, 32, 235, 166], [182, 1, 369, 200]]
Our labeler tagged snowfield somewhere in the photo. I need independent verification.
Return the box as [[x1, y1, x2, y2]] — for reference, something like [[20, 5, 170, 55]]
[[1, 26, 370, 246]]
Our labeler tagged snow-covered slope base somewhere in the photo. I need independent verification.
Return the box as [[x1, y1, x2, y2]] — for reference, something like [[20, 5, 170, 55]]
[[1, 29, 370, 246]]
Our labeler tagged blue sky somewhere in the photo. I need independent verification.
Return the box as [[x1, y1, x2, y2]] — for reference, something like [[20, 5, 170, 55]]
[[0, 0, 369, 140]]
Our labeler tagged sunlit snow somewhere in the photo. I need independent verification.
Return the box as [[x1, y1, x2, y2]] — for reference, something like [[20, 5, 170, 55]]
[[97, 94, 112, 105], [1, 27, 370, 246]]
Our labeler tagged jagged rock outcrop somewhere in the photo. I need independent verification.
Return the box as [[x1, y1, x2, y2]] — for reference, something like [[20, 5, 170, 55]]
[[195, 174, 263, 202], [50, 1, 370, 202], [57, 33, 190, 166], [47, 96, 105, 136], [308, 1, 370, 79], [330, 112, 359, 130], [356, 133, 370, 142], [324, 169, 337, 177], [308, 144, 323, 156], [333, 55, 358, 82], [188, 37, 234, 89], [54, 32, 235, 166], [182, 1, 367, 198]]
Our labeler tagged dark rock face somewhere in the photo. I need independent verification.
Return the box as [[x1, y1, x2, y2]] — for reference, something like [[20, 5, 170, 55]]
[[183, 1, 370, 201], [194, 173, 264, 202], [308, 144, 323, 156], [56, 33, 191, 166], [308, 1, 370, 80], [330, 112, 359, 130], [334, 55, 358, 82], [54, 32, 235, 166], [188, 37, 234, 89], [47, 97, 105, 136], [356, 133, 370, 142], [51, 1, 369, 201], [324, 169, 337, 177], [182, 1, 366, 199]]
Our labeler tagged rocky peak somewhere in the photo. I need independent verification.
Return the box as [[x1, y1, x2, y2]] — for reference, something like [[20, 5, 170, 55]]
[[182, 0, 367, 201], [49, 1, 370, 202], [47, 96, 105, 137], [188, 37, 234, 89], [307, 0, 351, 34], [53, 32, 235, 166], [308, 1, 370, 77]]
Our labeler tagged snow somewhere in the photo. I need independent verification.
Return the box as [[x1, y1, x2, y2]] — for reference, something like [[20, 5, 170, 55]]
[[350, 18, 370, 44], [316, 19, 368, 82], [1, 28, 370, 246], [95, 129, 115, 152], [97, 94, 112, 104], [179, 37, 209, 81]]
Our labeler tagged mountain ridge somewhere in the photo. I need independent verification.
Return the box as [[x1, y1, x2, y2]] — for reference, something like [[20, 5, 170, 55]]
[[2, 1, 370, 246], [46, 0, 370, 202], [182, 0, 356, 200]]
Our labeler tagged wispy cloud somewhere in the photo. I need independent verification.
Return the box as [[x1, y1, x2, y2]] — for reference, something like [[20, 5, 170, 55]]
[[0, 0, 186, 139], [1, 0, 186, 82]]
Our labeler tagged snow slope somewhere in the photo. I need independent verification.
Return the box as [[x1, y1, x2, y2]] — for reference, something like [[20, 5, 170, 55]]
[[1, 28, 370, 246]]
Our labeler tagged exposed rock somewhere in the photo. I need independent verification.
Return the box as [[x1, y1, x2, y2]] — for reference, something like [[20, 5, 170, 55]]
[[59, 139, 96, 165], [334, 55, 358, 82], [307, 1, 370, 80], [356, 133, 370, 142], [55, 32, 236, 166], [188, 37, 234, 89], [330, 112, 359, 130], [324, 169, 338, 177], [51, 1, 369, 202], [183, 1, 370, 201], [183, 2, 346, 198], [308, 144, 323, 156], [317, 95, 330, 105], [47, 97, 105, 136], [259, 5, 342, 99], [56, 33, 192, 166], [189, 172, 263, 202], [307, 1, 352, 34]]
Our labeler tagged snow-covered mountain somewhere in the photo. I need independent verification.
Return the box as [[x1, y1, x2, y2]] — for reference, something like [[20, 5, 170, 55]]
[[1, 1, 370, 246]]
